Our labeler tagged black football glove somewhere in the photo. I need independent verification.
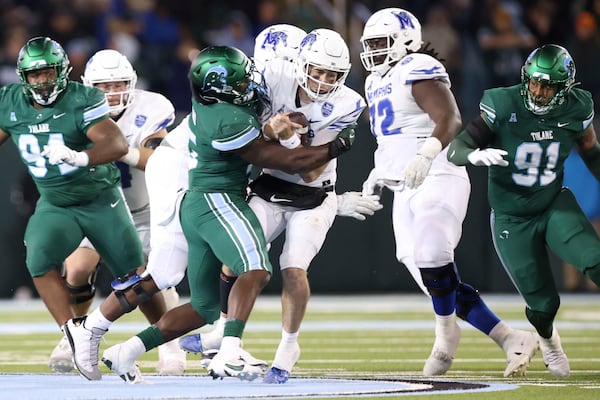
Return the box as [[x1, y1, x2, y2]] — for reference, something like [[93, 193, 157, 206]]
[[328, 123, 356, 159]]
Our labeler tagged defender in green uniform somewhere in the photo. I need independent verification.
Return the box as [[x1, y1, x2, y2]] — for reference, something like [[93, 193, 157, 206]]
[[448, 44, 600, 377], [0, 37, 166, 380]]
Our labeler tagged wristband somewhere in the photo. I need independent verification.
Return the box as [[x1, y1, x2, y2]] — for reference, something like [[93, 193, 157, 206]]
[[279, 134, 301, 149], [120, 147, 141, 166], [418, 136, 443, 159]]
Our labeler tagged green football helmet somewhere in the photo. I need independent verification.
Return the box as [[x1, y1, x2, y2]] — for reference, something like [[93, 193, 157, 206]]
[[520, 44, 576, 115], [17, 37, 71, 105], [189, 45, 262, 107]]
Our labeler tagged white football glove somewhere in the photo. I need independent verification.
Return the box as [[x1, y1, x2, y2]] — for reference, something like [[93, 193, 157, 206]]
[[467, 148, 509, 167], [362, 168, 381, 197], [337, 191, 383, 221], [404, 137, 442, 189], [41, 144, 89, 167]]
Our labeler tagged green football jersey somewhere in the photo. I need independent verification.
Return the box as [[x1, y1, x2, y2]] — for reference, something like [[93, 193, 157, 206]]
[[480, 85, 594, 216], [0, 81, 120, 206], [187, 100, 261, 195]]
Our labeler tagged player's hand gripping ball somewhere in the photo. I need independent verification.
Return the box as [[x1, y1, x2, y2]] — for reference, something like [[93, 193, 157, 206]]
[[288, 112, 309, 134]]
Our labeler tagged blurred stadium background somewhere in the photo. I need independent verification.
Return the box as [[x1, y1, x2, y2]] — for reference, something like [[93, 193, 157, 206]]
[[1, 0, 598, 298]]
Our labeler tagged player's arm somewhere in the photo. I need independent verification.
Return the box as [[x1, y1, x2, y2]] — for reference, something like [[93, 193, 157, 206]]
[[575, 124, 600, 180], [413, 78, 462, 147], [447, 114, 508, 167], [122, 129, 167, 170], [247, 115, 354, 174], [402, 78, 462, 188], [0, 127, 8, 146], [239, 137, 330, 174], [85, 118, 129, 164]]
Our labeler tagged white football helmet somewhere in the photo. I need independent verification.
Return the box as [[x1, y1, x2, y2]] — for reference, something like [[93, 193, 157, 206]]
[[295, 28, 351, 101], [253, 24, 306, 69], [82, 49, 137, 116], [360, 8, 422, 76]]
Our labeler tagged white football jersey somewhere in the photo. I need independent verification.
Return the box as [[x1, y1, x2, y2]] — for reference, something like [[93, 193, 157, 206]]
[[261, 59, 366, 188], [364, 53, 467, 181], [116, 89, 175, 211]]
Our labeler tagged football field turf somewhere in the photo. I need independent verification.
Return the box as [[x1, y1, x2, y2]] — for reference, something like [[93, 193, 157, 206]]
[[0, 293, 598, 399]]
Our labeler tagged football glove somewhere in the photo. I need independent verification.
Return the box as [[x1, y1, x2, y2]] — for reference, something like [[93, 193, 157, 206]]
[[41, 144, 89, 167], [361, 168, 381, 197], [328, 123, 356, 159], [404, 137, 442, 189], [467, 148, 509, 166], [337, 191, 382, 221]]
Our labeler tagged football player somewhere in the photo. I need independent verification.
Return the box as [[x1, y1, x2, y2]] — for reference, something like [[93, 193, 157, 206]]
[[47, 49, 186, 375], [0, 37, 165, 381], [448, 44, 600, 377], [359, 8, 539, 377]]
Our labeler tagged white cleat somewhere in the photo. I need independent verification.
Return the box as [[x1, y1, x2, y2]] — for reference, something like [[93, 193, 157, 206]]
[[423, 319, 461, 376], [102, 343, 145, 384], [157, 339, 186, 375], [48, 335, 74, 373], [539, 328, 570, 377], [63, 317, 106, 381], [503, 330, 539, 377], [208, 347, 268, 381]]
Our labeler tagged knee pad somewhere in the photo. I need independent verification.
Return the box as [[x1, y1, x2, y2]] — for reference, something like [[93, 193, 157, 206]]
[[455, 282, 482, 321], [111, 269, 153, 314], [419, 263, 459, 297], [63, 263, 100, 304]]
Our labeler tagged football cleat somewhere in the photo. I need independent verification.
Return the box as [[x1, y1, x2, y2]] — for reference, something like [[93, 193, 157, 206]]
[[262, 366, 291, 384], [264, 341, 301, 384], [48, 335, 74, 373], [102, 343, 145, 384], [157, 339, 186, 375], [540, 329, 570, 377], [64, 317, 106, 380], [208, 347, 268, 381], [423, 319, 461, 376], [503, 330, 539, 377]]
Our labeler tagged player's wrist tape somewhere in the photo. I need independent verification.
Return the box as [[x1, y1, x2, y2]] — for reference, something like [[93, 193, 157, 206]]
[[120, 147, 140, 166], [279, 134, 301, 149], [418, 137, 443, 160]]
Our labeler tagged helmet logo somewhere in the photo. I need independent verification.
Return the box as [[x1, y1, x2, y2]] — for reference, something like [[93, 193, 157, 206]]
[[203, 65, 227, 90], [392, 10, 416, 30], [261, 29, 288, 51], [300, 33, 317, 51]]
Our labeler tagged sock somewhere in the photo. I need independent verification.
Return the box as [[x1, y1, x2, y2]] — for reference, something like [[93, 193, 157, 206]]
[[137, 325, 165, 351], [281, 329, 299, 344], [488, 320, 512, 349], [84, 308, 112, 331], [219, 336, 242, 353], [223, 318, 245, 338], [125, 336, 147, 357]]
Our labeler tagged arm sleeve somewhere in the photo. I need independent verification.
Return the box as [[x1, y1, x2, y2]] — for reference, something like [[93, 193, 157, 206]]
[[447, 130, 479, 166]]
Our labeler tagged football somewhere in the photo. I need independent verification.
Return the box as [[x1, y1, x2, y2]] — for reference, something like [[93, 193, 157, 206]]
[[288, 112, 309, 134]]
